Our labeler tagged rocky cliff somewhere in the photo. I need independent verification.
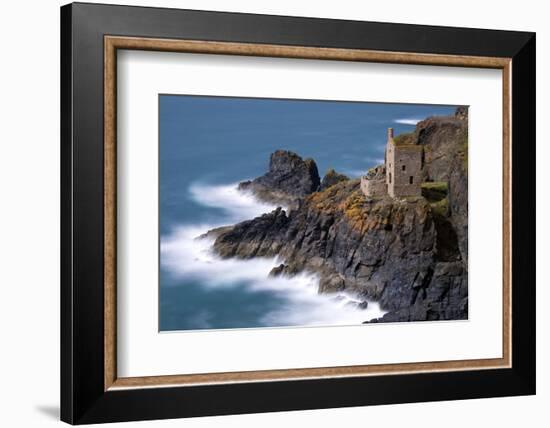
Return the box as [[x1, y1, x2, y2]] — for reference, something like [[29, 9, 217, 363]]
[[238, 150, 321, 208], [416, 108, 469, 266], [320, 169, 349, 191], [208, 108, 468, 323]]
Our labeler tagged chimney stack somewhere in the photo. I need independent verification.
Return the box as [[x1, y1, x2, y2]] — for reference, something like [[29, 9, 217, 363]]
[[387, 127, 394, 142]]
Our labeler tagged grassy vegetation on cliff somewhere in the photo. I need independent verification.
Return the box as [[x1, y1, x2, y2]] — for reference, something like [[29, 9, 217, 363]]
[[308, 179, 377, 231], [307, 179, 430, 233], [429, 197, 449, 217], [393, 132, 415, 145], [421, 181, 449, 217], [308, 179, 360, 215], [421, 181, 448, 202]]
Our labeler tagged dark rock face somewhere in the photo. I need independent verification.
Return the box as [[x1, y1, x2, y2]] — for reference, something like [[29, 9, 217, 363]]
[[213, 178, 467, 322], [197, 225, 234, 241], [448, 143, 468, 266], [414, 108, 468, 269], [208, 111, 468, 323], [320, 169, 349, 191], [416, 115, 467, 182], [214, 207, 289, 259], [269, 263, 300, 277], [238, 150, 320, 207]]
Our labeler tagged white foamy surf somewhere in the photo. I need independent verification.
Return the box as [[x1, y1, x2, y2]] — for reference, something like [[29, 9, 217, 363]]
[[188, 182, 276, 223], [161, 181, 386, 328], [393, 118, 422, 125]]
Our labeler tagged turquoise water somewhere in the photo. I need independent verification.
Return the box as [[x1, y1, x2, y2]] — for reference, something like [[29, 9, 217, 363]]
[[159, 95, 456, 331]]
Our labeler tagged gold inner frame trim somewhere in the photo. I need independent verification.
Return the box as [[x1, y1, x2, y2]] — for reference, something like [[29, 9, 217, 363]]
[[104, 35, 512, 391]]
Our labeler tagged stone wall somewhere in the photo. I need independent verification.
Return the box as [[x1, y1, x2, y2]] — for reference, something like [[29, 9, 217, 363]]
[[387, 144, 422, 197], [361, 176, 388, 197], [360, 128, 424, 199], [360, 165, 387, 197]]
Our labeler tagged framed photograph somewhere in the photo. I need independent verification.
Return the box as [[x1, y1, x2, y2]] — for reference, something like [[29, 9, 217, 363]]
[[60, 2, 535, 424]]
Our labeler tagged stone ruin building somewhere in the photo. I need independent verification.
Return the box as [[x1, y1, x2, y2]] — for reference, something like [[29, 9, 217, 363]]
[[360, 128, 423, 198]]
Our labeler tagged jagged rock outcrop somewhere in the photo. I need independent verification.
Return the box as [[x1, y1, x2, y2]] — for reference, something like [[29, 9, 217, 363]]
[[455, 106, 468, 120], [214, 207, 289, 259], [416, 108, 468, 183], [208, 109, 468, 323], [238, 150, 320, 207], [320, 169, 349, 191]]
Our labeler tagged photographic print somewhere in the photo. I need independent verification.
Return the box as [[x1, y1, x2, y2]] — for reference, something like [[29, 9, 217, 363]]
[[159, 95, 468, 331]]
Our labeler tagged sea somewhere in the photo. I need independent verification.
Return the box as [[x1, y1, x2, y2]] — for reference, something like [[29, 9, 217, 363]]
[[159, 95, 457, 331]]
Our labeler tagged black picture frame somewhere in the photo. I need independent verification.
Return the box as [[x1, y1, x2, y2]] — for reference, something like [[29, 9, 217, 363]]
[[61, 2, 535, 424]]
